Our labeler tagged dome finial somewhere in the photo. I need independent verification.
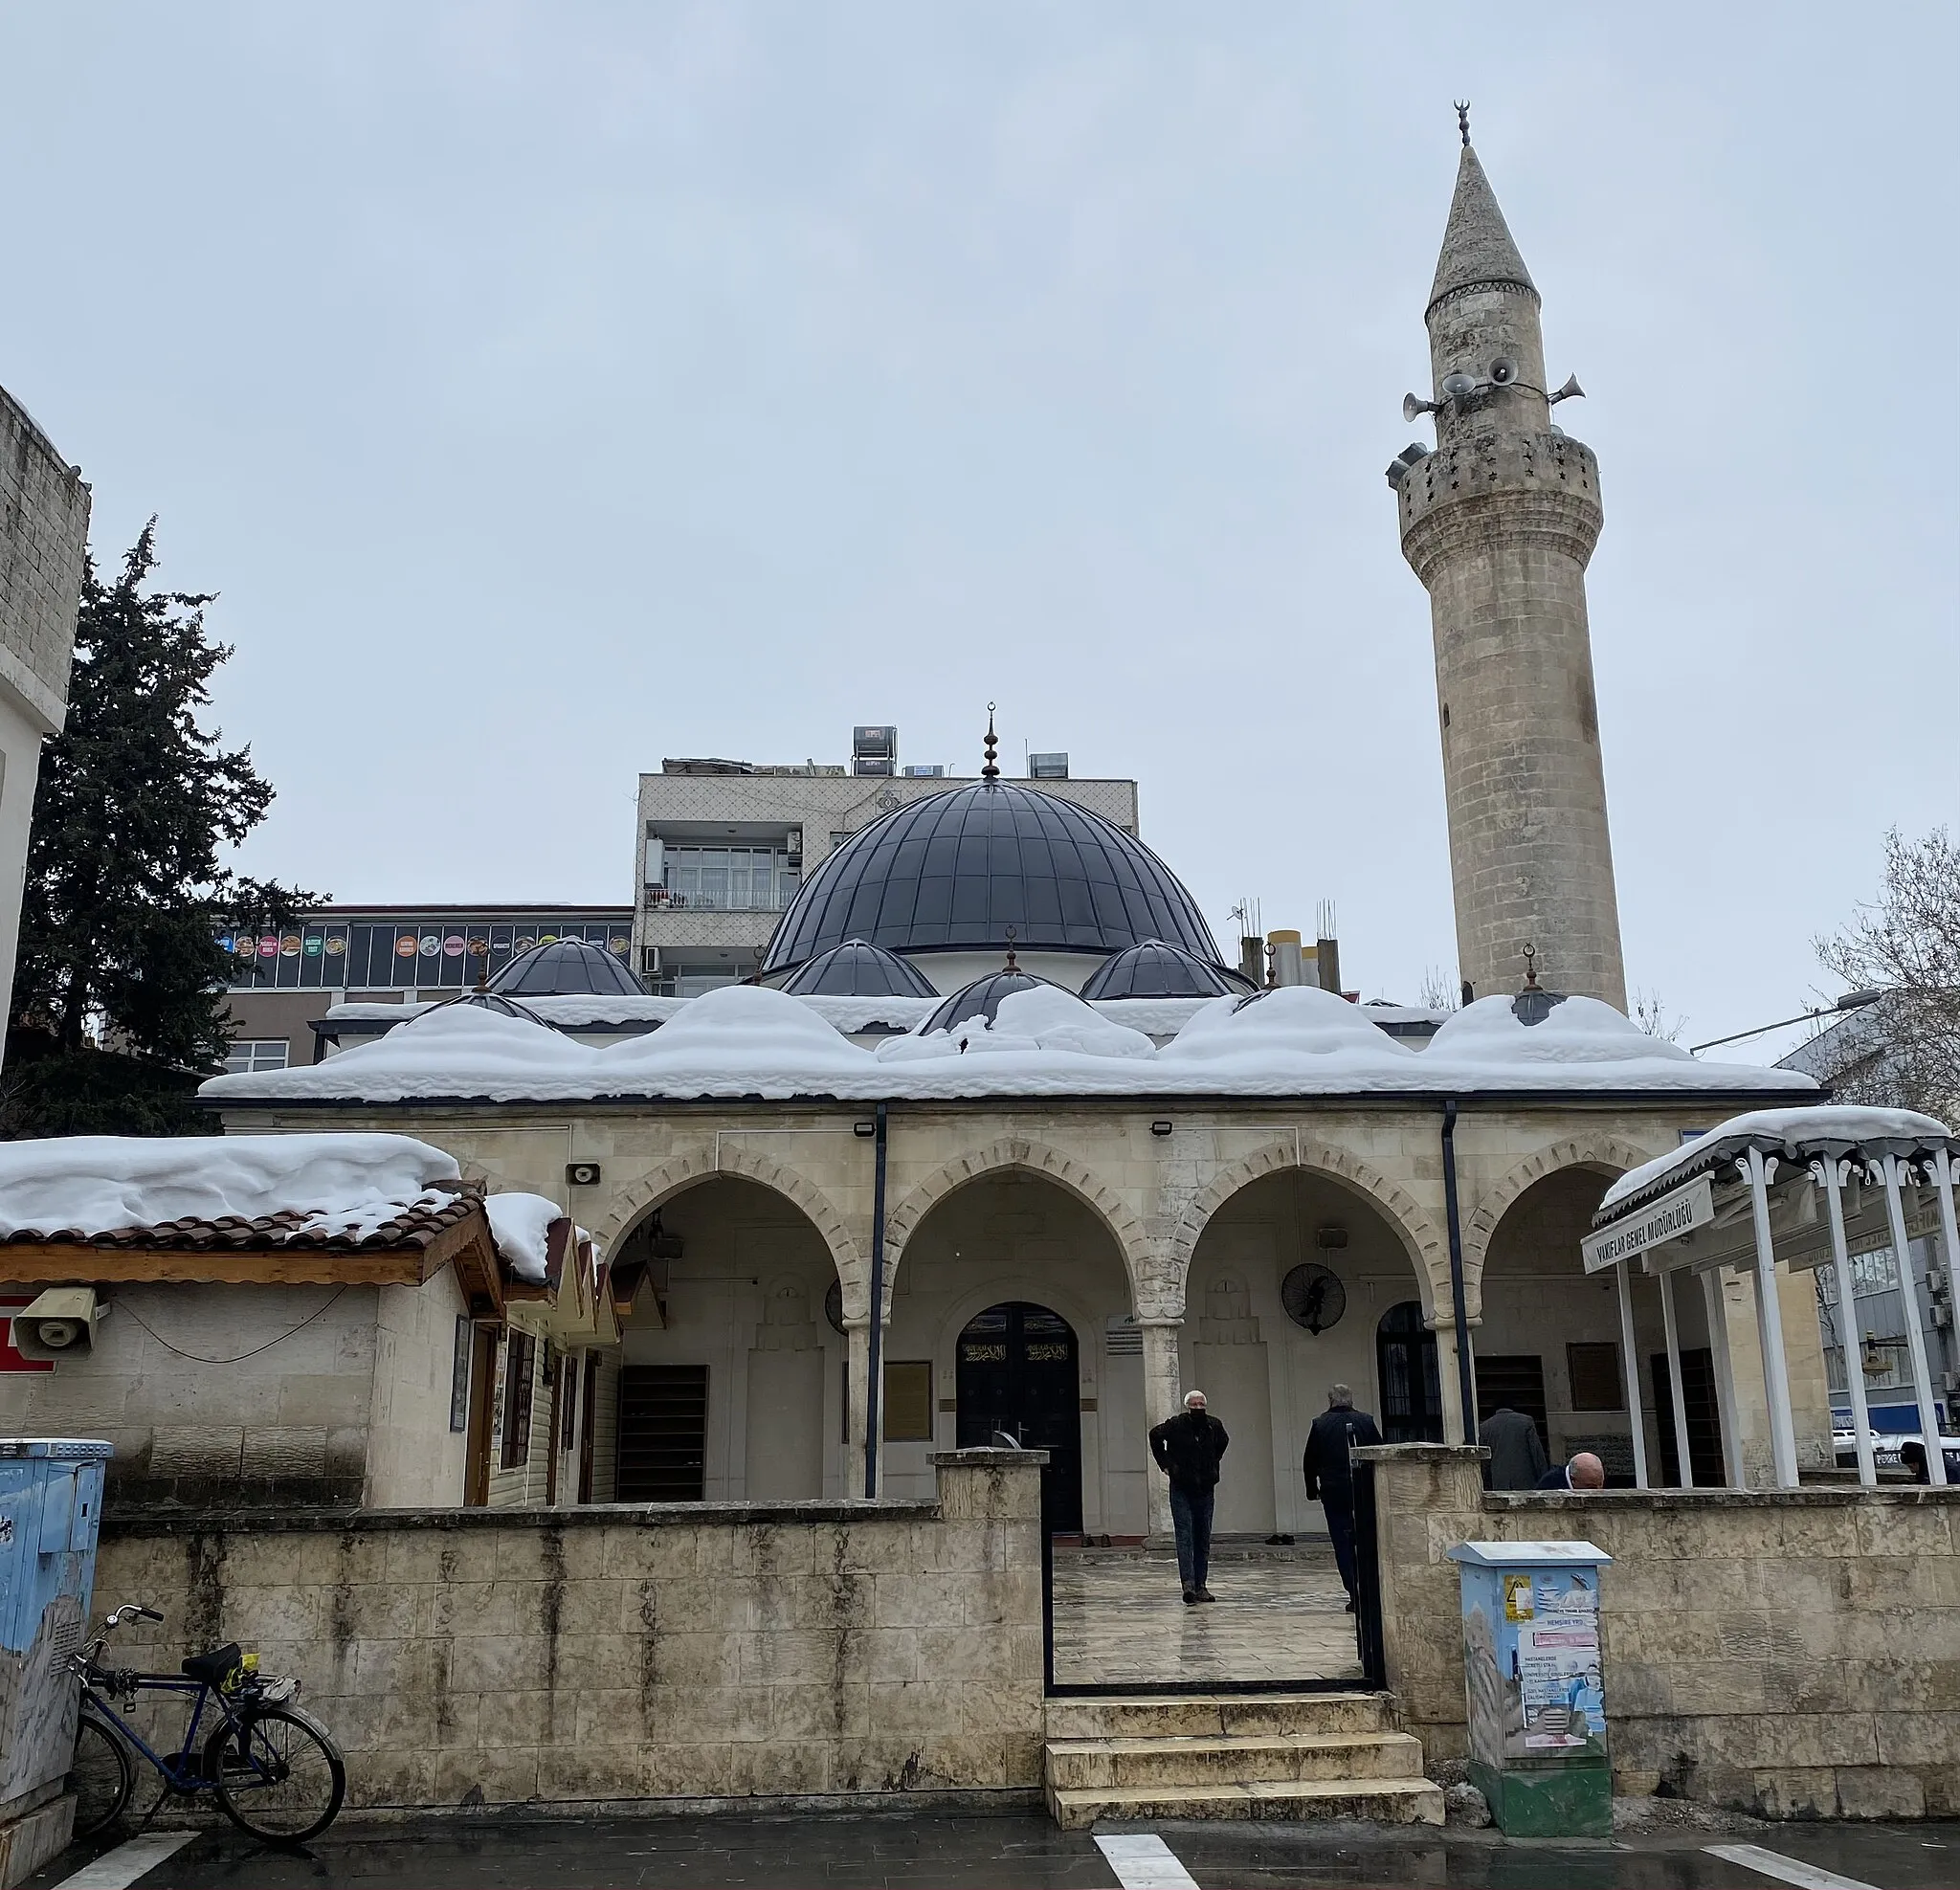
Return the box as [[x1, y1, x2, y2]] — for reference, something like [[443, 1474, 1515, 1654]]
[[981, 701, 1000, 780], [1522, 942, 1539, 989], [1455, 100, 1470, 147], [1003, 924, 1018, 973]]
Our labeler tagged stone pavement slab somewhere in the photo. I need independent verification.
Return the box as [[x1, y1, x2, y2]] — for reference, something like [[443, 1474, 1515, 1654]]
[[1051, 1548, 1360, 1687]]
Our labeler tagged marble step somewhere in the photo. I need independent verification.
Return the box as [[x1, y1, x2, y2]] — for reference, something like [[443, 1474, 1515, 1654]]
[[1046, 1728, 1424, 1791], [1045, 1690, 1392, 1742], [1046, 1774, 1446, 1831]]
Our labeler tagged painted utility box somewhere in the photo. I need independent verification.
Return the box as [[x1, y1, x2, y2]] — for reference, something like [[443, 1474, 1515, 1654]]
[[0, 1440, 112, 1813], [1447, 1539, 1613, 1836]]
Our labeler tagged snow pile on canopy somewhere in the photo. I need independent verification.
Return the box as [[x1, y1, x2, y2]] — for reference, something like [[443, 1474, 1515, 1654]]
[[879, 984, 1153, 1063], [1598, 1104, 1957, 1213], [200, 981, 1820, 1105], [485, 1192, 564, 1284], [0, 1133, 460, 1240]]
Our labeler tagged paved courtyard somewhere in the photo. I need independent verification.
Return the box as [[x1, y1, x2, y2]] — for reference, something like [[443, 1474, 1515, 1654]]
[[1051, 1545, 1361, 1687]]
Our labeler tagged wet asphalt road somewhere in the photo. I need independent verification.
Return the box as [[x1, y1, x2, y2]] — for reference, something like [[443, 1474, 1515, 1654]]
[[28, 1812, 1960, 1889]]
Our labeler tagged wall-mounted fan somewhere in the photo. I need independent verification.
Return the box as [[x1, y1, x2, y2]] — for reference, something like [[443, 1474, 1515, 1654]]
[[1281, 1263, 1347, 1335]]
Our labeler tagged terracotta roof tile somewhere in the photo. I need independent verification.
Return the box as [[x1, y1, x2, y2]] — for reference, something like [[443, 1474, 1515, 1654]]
[[0, 1193, 478, 1255]]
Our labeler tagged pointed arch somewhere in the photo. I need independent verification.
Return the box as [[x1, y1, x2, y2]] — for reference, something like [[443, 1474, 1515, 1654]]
[[883, 1137, 1152, 1314], [593, 1145, 864, 1296], [1460, 1133, 1668, 1273], [1169, 1136, 1449, 1315]]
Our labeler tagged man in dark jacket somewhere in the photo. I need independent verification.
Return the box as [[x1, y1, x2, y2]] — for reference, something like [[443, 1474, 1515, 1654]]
[[1303, 1385, 1382, 1612], [1481, 1406, 1550, 1491], [1148, 1390, 1229, 1604]]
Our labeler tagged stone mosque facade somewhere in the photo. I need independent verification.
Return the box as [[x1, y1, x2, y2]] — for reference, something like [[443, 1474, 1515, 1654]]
[[206, 141, 1828, 1535]]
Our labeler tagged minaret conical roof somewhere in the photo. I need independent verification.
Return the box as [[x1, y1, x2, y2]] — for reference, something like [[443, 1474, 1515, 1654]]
[[1427, 145, 1537, 315]]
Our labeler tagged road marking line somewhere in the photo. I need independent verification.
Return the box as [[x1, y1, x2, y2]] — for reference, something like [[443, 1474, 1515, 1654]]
[[53, 1832, 196, 1890], [1703, 1842, 1882, 1890], [1096, 1832, 1200, 1890]]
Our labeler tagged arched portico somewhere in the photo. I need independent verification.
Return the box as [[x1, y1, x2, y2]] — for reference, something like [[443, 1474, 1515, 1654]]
[[874, 1165, 1139, 1532], [1178, 1151, 1446, 1535], [606, 1167, 860, 1502]]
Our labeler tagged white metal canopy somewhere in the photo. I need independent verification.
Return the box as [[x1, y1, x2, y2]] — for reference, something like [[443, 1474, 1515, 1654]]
[[1583, 1106, 1959, 1492]]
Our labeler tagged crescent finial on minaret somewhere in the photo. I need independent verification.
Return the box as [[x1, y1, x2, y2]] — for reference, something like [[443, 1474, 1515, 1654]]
[[1455, 100, 1471, 147]]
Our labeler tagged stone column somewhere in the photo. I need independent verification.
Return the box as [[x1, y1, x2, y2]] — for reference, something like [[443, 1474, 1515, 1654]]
[[1138, 1318, 1182, 1540], [1430, 1309, 1473, 1446], [844, 1317, 875, 1496]]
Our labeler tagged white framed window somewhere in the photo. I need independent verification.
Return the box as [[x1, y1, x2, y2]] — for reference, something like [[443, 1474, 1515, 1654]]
[[225, 1039, 290, 1074]]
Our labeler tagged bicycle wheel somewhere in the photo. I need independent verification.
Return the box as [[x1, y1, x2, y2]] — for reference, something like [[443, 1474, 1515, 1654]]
[[207, 1704, 345, 1843], [68, 1712, 133, 1839]]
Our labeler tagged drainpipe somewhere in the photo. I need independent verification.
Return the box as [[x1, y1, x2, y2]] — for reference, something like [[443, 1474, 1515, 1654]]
[[1439, 1099, 1478, 1446], [864, 1100, 888, 1498]]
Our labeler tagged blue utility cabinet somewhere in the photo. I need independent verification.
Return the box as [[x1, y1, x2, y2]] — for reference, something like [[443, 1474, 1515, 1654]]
[[0, 1439, 113, 1811], [1447, 1538, 1614, 1836]]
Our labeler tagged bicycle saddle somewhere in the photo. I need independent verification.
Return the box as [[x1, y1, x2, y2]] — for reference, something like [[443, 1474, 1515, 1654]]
[[181, 1643, 242, 1685]]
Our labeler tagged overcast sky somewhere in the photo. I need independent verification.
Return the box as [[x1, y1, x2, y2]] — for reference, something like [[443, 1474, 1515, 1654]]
[[3, 3, 1953, 1060]]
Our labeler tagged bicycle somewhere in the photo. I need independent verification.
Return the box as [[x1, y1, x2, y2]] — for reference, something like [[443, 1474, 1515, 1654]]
[[65, 1603, 345, 1845]]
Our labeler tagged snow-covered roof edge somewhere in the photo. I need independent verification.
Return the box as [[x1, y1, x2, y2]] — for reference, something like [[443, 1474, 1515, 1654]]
[[1594, 1105, 1958, 1223]]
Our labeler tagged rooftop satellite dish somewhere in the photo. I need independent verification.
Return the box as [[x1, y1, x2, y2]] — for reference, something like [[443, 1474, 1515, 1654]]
[[1440, 370, 1477, 399], [1549, 374, 1585, 404], [1403, 391, 1439, 423], [1488, 356, 1519, 387]]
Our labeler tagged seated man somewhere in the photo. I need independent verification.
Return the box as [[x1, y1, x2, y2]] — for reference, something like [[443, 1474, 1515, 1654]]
[[1536, 1451, 1606, 1491]]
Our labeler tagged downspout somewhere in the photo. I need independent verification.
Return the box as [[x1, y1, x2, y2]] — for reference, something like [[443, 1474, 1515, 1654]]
[[1439, 1099, 1478, 1445], [864, 1100, 888, 1498]]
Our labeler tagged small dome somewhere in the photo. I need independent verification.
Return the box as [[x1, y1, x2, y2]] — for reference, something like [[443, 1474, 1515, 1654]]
[[762, 777, 1223, 975], [489, 937, 646, 998], [432, 989, 551, 1027], [781, 939, 939, 999], [921, 969, 1052, 1035], [1080, 939, 1253, 1001]]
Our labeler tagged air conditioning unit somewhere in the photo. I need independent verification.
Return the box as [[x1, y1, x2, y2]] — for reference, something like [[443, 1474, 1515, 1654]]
[[640, 946, 660, 975]]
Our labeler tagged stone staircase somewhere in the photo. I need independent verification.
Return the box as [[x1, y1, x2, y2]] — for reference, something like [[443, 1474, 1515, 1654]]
[[1043, 1691, 1443, 1829]]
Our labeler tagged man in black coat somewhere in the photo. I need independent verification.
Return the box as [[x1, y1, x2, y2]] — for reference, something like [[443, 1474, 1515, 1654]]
[[1303, 1385, 1382, 1612], [1148, 1390, 1229, 1604]]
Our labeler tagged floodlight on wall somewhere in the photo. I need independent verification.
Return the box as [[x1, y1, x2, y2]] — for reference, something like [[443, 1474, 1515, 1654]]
[[1150, 1121, 1174, 1138], [11, 1287, 104, 1360]]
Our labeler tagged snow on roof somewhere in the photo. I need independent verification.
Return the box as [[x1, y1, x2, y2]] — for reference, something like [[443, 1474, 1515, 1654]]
[[0, 1133, 461, 1241], [1596, 1105, 1958, 1218], [878, 983, 1154, 1064], [200, 984, 1820, 1109]]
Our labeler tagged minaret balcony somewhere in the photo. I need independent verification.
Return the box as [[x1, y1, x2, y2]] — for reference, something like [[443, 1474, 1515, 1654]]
[[1395, 428, 1603, 581]]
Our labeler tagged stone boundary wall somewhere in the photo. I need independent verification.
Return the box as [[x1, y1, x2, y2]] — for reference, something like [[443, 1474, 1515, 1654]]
[[93, 1450, 1046, 1813], [1359, 1445, 1960, 1819]]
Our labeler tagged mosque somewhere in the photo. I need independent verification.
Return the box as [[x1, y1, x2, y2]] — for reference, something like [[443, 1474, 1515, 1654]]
[[202, 135, 1827, 1537]]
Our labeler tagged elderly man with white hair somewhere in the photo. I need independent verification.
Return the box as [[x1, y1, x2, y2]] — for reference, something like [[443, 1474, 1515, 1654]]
[[1148, 1389, 1230, 1605]]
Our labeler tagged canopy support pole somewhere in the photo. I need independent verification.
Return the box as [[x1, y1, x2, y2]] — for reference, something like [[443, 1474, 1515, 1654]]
[[1818, 1157, 1877, 1487], [1745, 1148, 1800, 1488], [1701, 1269, 1747, 1488], [1658, 1266, 1694, 1489], [1881, 1153, 1948, 1485], [1615, 1259, 1649, 1488]]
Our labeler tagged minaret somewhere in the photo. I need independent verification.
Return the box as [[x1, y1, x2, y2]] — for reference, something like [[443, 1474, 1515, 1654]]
[[1390, 118, 1627, 1011]]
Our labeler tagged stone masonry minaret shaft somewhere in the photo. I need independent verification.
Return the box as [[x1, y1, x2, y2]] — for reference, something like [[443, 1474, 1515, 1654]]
[[1393, 141, 1627, 1011]]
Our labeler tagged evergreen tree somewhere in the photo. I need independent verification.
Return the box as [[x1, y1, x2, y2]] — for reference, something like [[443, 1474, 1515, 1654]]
[[7, 523, 318, 1134]]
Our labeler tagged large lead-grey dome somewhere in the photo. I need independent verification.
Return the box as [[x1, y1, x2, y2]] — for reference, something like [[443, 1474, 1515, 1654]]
[[761, 778, 1224, 976]]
